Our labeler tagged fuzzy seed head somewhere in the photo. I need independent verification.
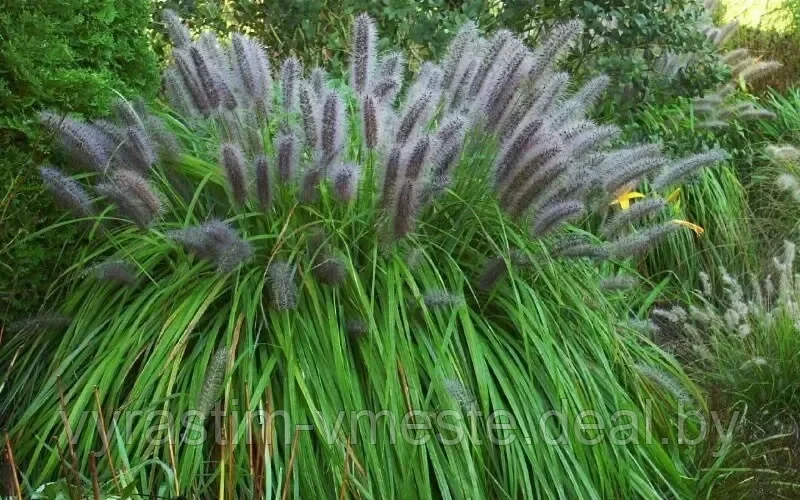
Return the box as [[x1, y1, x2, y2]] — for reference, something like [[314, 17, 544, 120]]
[[40, 112, 112, 172], [653, 149, 729, 190], [88, 260, 137, 286], [313, 255, 348, 286], [600, 275, 639, 292], [531, 200, 585, 237], [392, 181, 417, 240], [39, 165, 95, 218], [275, 131, 300, 183], [321, 89, 346, 166], [608, 223, 681, 259], [330, 162, 361, 203], [362, 94, 379, 150], [310, 67, 328, 97], [280, 57, 302, 112], [254, 155, 272, 210], [169, 220, 252, 272], [196, 346, 228, 419], [423, 291, 464, 308], [9, 313, 72, 333], [350, 13, 377, 95], [112, 169, 163, 219], [602, 198, 667, 238], [162, 9, 191, 48], [443, 378, 477, 412], [220, 143, 248, 205], [268, 261, 298, 311], [298, 81, 320, 150]]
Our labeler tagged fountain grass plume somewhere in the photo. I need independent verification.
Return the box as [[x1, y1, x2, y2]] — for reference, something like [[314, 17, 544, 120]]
[[268, 260, 298, 311], [350, 13, 377, 95], [38, 165, 94, 218], [220, 142, 248, 205]]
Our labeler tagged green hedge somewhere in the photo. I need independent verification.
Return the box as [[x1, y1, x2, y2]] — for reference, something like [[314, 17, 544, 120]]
[[0, 0, 159, 321]]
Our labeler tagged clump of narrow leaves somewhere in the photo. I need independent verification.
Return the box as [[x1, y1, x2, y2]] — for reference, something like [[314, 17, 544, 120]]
[[1, 10, 725, 499]]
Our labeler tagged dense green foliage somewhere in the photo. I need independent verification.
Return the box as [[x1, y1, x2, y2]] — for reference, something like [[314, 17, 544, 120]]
[[495, 0, 729, 115], [153, 0, 491, 72], [0, 0, 159, 320], [154, 0, 728, 111]]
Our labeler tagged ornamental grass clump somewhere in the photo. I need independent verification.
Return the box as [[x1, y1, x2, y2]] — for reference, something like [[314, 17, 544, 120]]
[[643, 241, 800, 465], [0, 11, 722, 498]]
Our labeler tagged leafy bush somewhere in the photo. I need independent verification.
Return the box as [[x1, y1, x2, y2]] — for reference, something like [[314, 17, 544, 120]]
[[494, 0, 729, 116], [0, 11, 730, 497], [152, 0, 491, 73], [0, 0, 159, 321], [153, 0, 729, 115]]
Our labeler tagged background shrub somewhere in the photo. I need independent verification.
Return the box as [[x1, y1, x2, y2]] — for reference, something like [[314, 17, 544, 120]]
[[152, 0, 728, 113], [152, 0, 492, 73], [494, 0, 729, 116], [0, 0, 159, 321], [732, 26, 800, 93]]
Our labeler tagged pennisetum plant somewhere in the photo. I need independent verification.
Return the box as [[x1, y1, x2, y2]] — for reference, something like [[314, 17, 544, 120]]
[[1, 10, 724, 498]]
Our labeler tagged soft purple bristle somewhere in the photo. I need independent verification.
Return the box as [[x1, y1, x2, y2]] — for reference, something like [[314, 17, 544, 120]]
[[112, 169, 162, 218], [172, 49, 211, 115], [313, 255, 348, 286], [602, 198, 667, 238], [162, 9, 191, 48], [310, 67, 328, 97], [528, 20, 584, 80], [189, 46, 221, 110], [97, 182, 153, 229], [39, 112, 111, 172], [395, 92, 433, 146], [125, 125, 157, 174], [468, 30, 514, 98], [330, 162, 361, 203], [254, 154, 271, 210], [275, 131, 299, 183], [477, 256, 508, 292], [298, 81, 320, 150], [442, 22, 479, 91], [403, 135, 432, 182], [608, 223, 681, 258], [299, 165, 324, 204], [232, 33, 257, 98], [531, 200, 585, 237], [169, 219, 252, 272], [350, 13, 377, 95], [89, 260, 137, 286], [381, 147, 402, 205], [392, 181, 416, 240], [39, 165, 95, 218], [361, 94, 379, 150], [220, 143, 248, 205], [280, 57, 302, 112], [321, 89, 345, 167], [267, 260, 298, 311]]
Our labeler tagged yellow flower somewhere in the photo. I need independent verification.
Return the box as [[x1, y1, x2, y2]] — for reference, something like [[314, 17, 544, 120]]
[[610, 191, 645, 210], [672, 219, 704, 236]]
